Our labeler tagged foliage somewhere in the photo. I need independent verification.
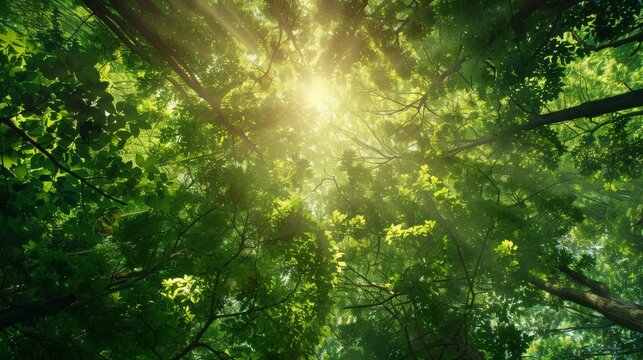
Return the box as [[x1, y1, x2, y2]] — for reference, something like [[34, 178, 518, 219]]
[[1, 0, 642, 359]]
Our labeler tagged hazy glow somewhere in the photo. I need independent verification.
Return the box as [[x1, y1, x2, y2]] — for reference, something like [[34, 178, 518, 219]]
[[299, 76, 336, 115], [193, 0, 259, 52]]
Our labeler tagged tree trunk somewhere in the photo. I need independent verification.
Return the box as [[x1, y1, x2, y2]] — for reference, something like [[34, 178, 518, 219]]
[[450, 88, 643, 154], [529, 276, 643, 333]]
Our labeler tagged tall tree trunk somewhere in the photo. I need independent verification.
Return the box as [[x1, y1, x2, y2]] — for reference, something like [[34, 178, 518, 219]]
[[528, 268, 643, 333], [450, 89, 643, 154]]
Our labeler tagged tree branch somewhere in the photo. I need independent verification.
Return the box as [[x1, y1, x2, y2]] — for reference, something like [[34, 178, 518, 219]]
[[83, 0, 259, 153], [1, 117, 127, 205], [558, 266, 611, 297], [449, 89, 643, 154]]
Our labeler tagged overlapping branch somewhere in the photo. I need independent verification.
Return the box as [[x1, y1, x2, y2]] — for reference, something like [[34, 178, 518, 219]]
[[82, 0, 259, 153], [1, 116, 127, 205]]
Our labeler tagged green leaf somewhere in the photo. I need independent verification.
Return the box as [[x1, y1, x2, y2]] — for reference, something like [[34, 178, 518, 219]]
[[21, 240, 38, 250], [135, 153, 145, 167], [1, 151, 17, 168], [14, 164, 27, 178], [42, 181, 53, 192], [130, 124, 140, 138]]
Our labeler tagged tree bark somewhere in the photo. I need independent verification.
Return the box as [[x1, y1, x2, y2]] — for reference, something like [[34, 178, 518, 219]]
[[529, 272, 643, 333], [557, 265, 611, 297], [450, 88, 643, 154]]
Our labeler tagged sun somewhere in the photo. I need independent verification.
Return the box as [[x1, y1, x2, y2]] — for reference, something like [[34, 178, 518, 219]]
[[299, 75, 337, 115]]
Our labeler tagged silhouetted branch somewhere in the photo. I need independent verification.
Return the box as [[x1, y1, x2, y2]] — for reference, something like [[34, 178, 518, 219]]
[[1, 117, 127, 205]]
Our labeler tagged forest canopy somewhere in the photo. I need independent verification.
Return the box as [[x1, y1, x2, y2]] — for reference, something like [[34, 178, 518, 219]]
[[0, 0, 642, 359]]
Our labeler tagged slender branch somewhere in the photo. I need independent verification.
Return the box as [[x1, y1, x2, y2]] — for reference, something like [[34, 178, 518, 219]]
[[0, 117, 127, 205], [343, 293, 400, 310], [544, 322, 614, 335], [574, 30, 643, 52], [82, 0, 259, 153]]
